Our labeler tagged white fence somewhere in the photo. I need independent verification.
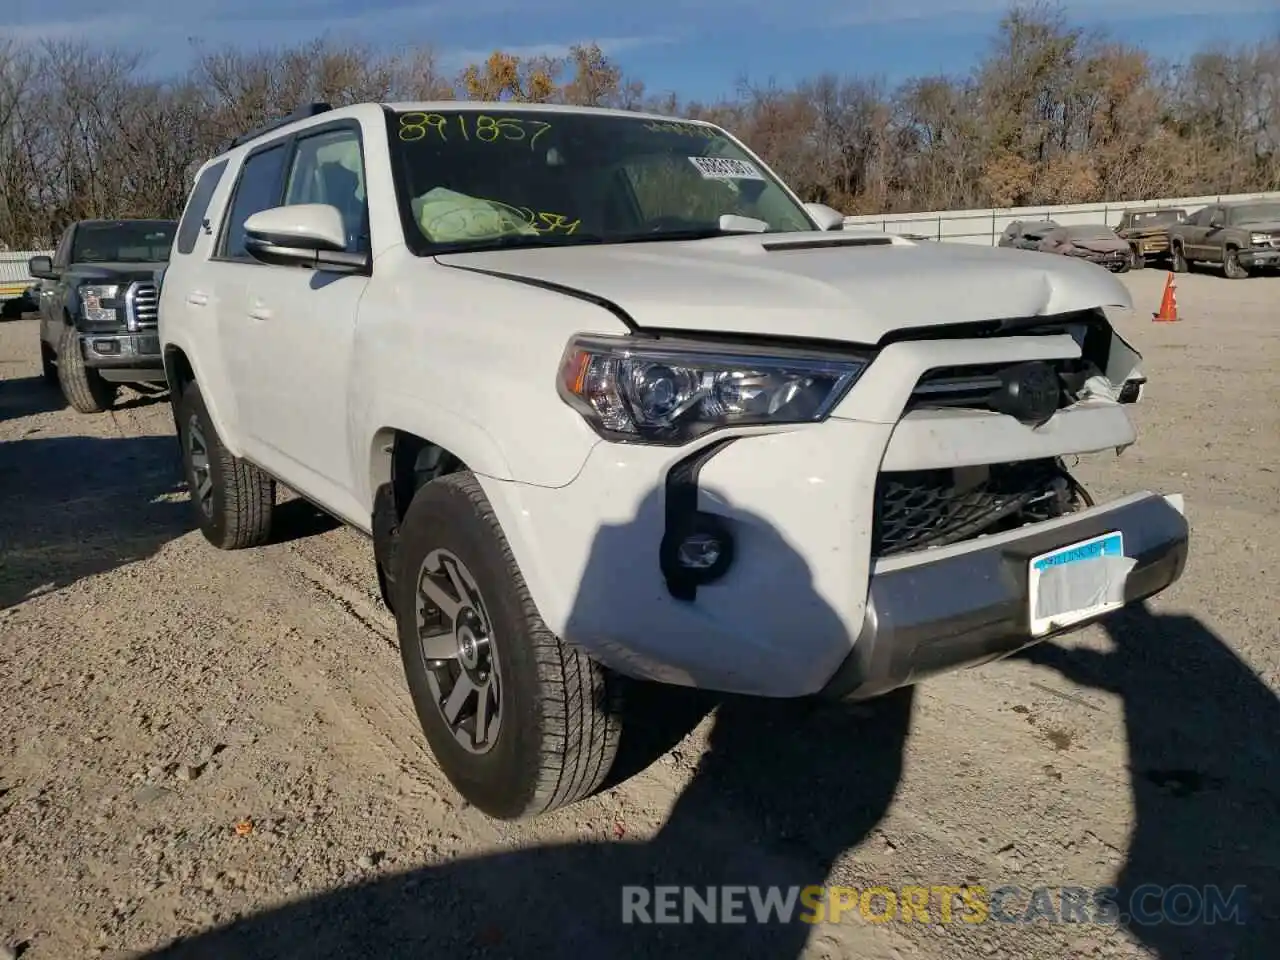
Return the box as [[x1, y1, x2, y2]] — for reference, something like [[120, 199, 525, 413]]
[[843, 190, 1280, 245]]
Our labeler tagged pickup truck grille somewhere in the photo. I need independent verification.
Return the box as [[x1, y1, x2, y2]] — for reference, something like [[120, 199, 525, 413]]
[[125, 281, 159, 330], [907, 361, 1072, 413], [872, 458, 1066, 557]]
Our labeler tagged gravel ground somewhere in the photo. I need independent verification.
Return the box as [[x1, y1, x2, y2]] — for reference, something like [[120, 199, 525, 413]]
[[0, 267, 1277, 960]]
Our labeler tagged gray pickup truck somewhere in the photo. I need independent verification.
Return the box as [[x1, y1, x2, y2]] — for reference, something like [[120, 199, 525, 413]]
[[29, 218, 176, 413], [1168, 199, 1280, 279]]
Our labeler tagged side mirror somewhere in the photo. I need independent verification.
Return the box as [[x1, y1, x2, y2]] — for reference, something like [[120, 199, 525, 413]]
[[802, 202, 845, 231], [28, 255, 55, 279], [243, 204, 369, 274]]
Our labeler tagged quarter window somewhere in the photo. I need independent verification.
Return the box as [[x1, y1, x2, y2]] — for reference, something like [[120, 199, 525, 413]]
[[177, 160, 229, 255]]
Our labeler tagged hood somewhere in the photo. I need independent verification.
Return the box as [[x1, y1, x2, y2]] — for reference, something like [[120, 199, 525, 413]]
[[1066, 237, 1129, 254], [1237, 219, 1280, 233], [435, 231, 1131, 345], [68, 262, 167, 284]]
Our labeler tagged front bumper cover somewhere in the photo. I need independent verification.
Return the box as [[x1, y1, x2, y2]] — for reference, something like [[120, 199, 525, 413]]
[[79, 332, 165, 381], [1239, 248, 1280, 268], [818, 492, 1189, 700]]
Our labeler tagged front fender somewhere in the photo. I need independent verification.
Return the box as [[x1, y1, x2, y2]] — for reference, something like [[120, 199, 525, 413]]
[[359, 393, 517, 511]]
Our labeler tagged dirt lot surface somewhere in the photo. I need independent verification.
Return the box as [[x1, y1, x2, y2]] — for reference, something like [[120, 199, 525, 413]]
[[1, 268, 1277, 960]]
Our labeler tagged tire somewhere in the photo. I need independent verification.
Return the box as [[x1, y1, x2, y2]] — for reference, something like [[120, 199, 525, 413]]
[[1115, 260, 1131, 274], [1170, 242, 1188, 273], [40, 341, 58, 384], [394, 470, 622, 821], [176, 380, 275, 550], [1223, 247, 1249, 280], [1130, 247, 1145, 270], [57, 325, 117, 413]]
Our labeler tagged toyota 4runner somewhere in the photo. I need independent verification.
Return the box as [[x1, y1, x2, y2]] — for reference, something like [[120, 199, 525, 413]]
[[158, 101, 1190, 821]]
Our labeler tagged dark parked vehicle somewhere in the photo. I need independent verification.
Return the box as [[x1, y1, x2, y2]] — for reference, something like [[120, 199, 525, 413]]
[[1037, 224, 1131, 273], [28, 219, 176, 413], [1115, 208, 1186, 269], [1167, 199, 1280, 279], [998, 219, 1059, 251]]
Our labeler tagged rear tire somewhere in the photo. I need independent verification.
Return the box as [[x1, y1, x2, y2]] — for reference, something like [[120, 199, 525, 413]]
[[1170, 243, 1188, 273], [394, 470, 622, 821], [177, 380, 275, 549], [1129, 247, 1145, 270], [57, 326, 117, 413]]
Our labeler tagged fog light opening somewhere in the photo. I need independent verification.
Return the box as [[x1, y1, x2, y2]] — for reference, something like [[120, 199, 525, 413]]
[[661, 512, 735, 599]]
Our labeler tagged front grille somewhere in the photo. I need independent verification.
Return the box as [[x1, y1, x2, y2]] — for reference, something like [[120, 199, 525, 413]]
[[908, 360, 1076, 413], [872, 458, 1067, 557], [125, 281, 158, 330]]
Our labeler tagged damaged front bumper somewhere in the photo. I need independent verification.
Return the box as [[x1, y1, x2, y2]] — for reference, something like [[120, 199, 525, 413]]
[[819, 491, 1189, 700]]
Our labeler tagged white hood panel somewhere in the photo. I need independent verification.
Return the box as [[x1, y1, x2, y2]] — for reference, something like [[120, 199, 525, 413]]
[[436, 232, 1133, 344]]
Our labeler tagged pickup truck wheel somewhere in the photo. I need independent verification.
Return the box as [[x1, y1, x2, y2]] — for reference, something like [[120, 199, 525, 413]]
[[177, 381, 275, 550], [1170, 243, 1188, 273], [56, 326, 117, 413], [1129, 247, 1145, 269], [394, 471, 622, 820], [1223, 247, 1249, 280]]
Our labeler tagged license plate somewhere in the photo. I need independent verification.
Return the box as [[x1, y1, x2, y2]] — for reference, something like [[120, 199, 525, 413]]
[[1028, 531, 1129, 637]]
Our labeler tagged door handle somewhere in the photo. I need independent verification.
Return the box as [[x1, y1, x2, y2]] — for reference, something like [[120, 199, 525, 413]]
[[186, 292, 208, 306], [248, 299, 272, 321]]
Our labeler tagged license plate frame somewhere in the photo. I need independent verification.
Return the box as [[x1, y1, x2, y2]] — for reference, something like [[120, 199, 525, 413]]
[[1027, 530, 1126, 637]]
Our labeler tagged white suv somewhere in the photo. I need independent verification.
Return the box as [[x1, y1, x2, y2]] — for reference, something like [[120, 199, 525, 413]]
[[158, 101, 1190, 820]]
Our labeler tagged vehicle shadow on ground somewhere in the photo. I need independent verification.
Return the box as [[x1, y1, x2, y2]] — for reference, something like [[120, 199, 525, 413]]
[[0, 374, 64, 424], [0, 434, 188, 611], [114, 386, 170, 411], [1022, 602, 1279, 958], [266, 496, 343, 544], [141, 488, 916, 959]]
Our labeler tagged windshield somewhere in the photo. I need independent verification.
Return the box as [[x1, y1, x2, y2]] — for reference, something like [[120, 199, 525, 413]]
[[1130, 210, 1184, 226], [386, 108, 815, 254], [1066, 225, 1118, 241], [1229, 202, 1280, 225], [70, 221, 177, 263]]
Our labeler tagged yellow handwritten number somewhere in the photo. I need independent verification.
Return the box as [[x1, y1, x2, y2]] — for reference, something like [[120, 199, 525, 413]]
[[528, 120, 551, 148], [399, 112, 429, 141], [475, 116, 500, 142]]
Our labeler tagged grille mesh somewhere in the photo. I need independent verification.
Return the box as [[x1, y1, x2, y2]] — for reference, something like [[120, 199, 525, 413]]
[[872, 459, 1065, 557]]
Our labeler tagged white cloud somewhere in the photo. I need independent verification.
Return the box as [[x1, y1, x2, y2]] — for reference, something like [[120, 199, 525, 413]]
[[439, 35, 677, 71]]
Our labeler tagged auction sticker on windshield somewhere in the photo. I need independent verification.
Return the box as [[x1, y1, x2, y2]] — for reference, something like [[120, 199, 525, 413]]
[[688, 156, 764, 180]]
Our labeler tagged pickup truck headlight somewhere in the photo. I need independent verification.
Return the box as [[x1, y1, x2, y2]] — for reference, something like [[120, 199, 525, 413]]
[[557, 334, 866, 444], [80, 284, 121, 324], [1249, 233, 1269, 245]]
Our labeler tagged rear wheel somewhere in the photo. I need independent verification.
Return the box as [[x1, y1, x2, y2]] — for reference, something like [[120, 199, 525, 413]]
[[56, 325, 117, 413], [394, 470, 622, 820], [1223, 247, 1249, 280], [177, 380, 275, 549], [1170, 242, 1188, 273]]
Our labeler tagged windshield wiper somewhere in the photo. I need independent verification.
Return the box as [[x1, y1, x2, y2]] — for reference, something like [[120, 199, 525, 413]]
[[429, 233, 606, 256]]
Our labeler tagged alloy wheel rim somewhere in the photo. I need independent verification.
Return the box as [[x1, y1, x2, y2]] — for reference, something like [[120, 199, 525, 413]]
[[415, 548, 502, 754], [186, 415, 214, 518]]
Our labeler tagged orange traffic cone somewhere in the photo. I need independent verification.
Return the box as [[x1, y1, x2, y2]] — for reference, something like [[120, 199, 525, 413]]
[[1152, 272, 1179, 322]]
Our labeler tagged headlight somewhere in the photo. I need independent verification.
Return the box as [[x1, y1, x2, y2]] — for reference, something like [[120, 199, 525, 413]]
[[1250, 233, 1268, 245], [80, 284, 120, 324], [556, 334, 867, 445]]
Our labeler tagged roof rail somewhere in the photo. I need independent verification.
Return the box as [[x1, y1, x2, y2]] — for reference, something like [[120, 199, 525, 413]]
[[229, 102, 333, 148]]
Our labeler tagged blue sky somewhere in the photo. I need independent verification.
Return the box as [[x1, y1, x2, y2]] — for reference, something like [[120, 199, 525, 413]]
[[3, 0, 1278, 101]]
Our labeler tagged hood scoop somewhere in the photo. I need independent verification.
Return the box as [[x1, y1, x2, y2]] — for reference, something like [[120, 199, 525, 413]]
[[761, 235, 894, 252]]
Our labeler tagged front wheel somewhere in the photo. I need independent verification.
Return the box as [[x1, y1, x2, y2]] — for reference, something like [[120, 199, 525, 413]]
[[176, 380, 276, 549], [1170, 243, 1188, 273], [1223, 247, 1250, 280], [57, 326, 117, 413], [1129, 247, 1145, 270], [394, 471, 622, 820]]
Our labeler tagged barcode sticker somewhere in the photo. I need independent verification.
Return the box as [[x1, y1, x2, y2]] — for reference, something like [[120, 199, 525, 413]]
[[688, 156, 764, 180]]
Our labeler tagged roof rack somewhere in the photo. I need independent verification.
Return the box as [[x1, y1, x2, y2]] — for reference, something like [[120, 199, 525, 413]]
[[229, 102, 333, 148]]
